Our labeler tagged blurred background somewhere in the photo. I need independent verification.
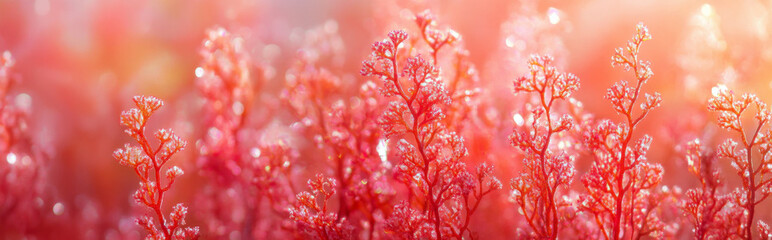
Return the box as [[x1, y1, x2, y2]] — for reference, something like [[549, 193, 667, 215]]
[[2, 0, 772, 239]]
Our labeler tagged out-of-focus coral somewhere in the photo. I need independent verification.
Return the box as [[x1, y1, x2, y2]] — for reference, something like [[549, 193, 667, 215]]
[[680, 139, 741, 239], [0, 51, 52, 236], [196, 27, 255, 184], [282, 19, 395, 239], [193, 26, 300, 239]]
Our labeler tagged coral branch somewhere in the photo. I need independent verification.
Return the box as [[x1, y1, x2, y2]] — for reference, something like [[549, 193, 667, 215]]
[[708, 83, 772, 239], [580, 23, 665, 240], [114, 96, 199, 240], [509, 54, 579, 239], [362, 25, 500, 239]]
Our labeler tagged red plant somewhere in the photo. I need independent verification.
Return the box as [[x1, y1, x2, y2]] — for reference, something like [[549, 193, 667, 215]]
[[251, 141, 298, 217], [413, 10, 481, 134], [0, 51, 51, 234], [196, 26, 255, 184], [681, 139, 742, 239], [113, 96, 199, 239], [283, 53, 394, 238], [194, 26, 290, 239], [708, 84, 772, 239], [194, 26, 252, 237], [361, 28, 501, 239], [509, 54, 579, 239], [579, 23, 666, 240], [289, 173, 353, 239], [414, 10, 458, 66]]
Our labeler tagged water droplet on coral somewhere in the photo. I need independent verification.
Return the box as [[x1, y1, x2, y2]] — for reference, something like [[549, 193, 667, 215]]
[[6, 153, 16, 165], [547, 7, 561, 25], [53, 202, 64, 215], [331, 130, 343, 140], [505, 36, 517, 48], [302, 118, 313, 127], [207, 128, 223, 143], [709, 83, 724, 98], [250, 147, 261, 158], [232, 101, 244, 116], [377, 138, 389, 163], [195, 67, 205, 78], [513, 113, 525, 126]]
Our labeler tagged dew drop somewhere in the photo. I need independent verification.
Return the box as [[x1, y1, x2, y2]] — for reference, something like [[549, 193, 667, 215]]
[[250, 147, 261, 158], [711, 84, 725, 97], [232, 101, 244, 116], [513, 113, 525, 126], [377, 138, 389, 163], [195, 67, 205, 78], [505, 36, 517, 48], [6, 153, 16, 165], [547, 7, 561, 25], [53, 202, 64, 216]]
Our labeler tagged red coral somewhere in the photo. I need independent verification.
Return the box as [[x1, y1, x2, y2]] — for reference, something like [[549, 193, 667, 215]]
[[707, 83, 772, 239], [414, 10, 459, 66], [362, 28, 500, 239], [114, 96, 199, 240], [384, 201, 433, 239], [0, 51, 51, 233], [681, 139, 742, 239], [282, 26, 393, 238], [411, 10, 482, 134], [509, 54, 579, 239], [579, 23, 666, 240], [289, 174, 353, 240], [193, 26, 290, 239], [196, 26, 255, 183]]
